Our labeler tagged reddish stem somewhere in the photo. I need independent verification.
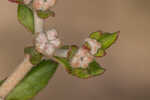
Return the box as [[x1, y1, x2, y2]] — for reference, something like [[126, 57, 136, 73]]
[[8, 0, 23, 4]]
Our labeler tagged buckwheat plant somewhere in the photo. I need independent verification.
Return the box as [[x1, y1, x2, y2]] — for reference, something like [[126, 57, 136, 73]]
[[0, 0, 119, 100]]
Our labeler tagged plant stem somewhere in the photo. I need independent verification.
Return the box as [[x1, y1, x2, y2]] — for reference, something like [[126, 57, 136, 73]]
[[0, 55, 33, 99], [34, 11, 44, 33], [0, 11, 45, 100], [54, 49, 69, 58], [0, 10, 68, 100]]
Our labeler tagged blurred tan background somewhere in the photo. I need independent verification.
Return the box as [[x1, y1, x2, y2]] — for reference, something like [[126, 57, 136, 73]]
[[0, 0, 150, 100]]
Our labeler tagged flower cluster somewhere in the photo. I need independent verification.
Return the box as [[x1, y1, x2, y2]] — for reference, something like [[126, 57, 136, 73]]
[[9, 0, 56, 11], [71, 38, 101, 69], [71, 47, 94, 68], [85, 38, 101, 55], [33, 0, 56, 11], [35, 29, 61, 57]]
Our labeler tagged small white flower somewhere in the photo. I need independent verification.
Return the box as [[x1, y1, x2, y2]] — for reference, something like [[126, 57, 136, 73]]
[[71, 47, 93, 68], [35, 33, 47, 53], [50, 38, 61, 48], [44, 43, 56, 56], [35, 29, 61, 56], [46, 29, 58, 40], [33, 0, 44, 10], [44, 0, 56, 9], [33, 0, 56, 11], [85, 38, 101, 55]]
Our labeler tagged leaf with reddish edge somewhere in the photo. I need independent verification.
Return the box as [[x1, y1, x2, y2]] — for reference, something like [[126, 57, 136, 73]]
[[89, 31, 120, 57], [54, 56, 105, 79]]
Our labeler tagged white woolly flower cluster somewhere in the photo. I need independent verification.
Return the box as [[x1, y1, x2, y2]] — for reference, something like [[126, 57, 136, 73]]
[[35, 29, 61, 56], [85, 38, 101, 55], [71, 38, 101, 69], [33, 0, 56, 11], [71, 47, 94, 69]]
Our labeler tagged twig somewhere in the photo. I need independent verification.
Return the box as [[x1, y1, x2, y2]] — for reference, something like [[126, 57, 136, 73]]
[[0, 55, 33, 99], [0, 8, 68, 99], [34, 11, 44, 33], [0, 11, 44, 99]]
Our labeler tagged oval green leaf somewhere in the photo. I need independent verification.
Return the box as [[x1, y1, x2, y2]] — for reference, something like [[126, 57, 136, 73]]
[[18, 4, 34, 33], [89, 31, 119, 56], [98, 31, 119, 49], [90, 31, 119, 49]]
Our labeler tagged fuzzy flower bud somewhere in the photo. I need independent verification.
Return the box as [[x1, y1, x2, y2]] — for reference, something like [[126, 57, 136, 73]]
[[44, 43, 56, 56], [71, 47, 93, 69], [46, 29, 58, 40], [85, 38, 101, 55], [33, 0, 56, 11], [35, 29, 61, 56], [35, 33, 47, 53]]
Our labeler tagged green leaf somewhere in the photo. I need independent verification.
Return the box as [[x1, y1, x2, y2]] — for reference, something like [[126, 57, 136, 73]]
[[24, 47, 43, 65], [18, 4, 34, 33], [71, 60, 105, 78], [87, 60, 105, 76], [98, 31, 119, 49], [94, 48, 106, 57], [89, 31, 119, 56], [71, 68, 90, 79], [55, 56, 72, 72], [37, 10, 55, 19], [90, 31, 102, 41], [55, 56, 105, 79], [90, 31, 119, 49], [6, 60, 58, 100]]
